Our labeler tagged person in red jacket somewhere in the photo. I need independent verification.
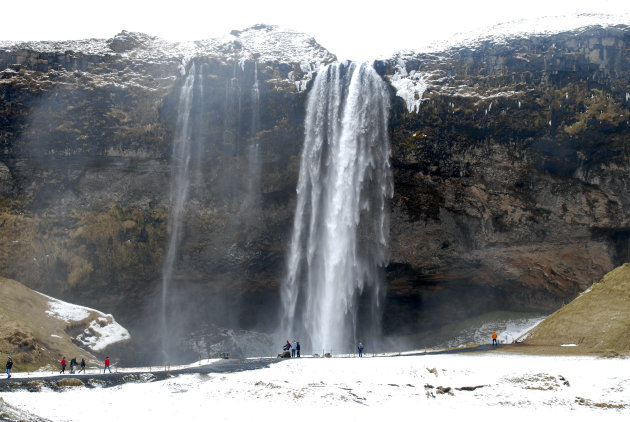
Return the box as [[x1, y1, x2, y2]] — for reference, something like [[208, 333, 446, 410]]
[[104, 356, 111, 373], [59, 357, 66, 374]]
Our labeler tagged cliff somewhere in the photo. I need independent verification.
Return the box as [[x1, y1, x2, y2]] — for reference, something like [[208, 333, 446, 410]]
[[379, 24, 630, 335], [0, 24, 628, 358]]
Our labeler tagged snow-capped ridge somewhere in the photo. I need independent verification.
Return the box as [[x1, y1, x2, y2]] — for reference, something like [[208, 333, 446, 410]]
[[386, 14, 630, 113], [0, 25, 336, 93]]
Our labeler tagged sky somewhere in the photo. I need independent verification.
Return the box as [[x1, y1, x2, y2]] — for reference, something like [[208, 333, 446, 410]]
[[1, 0, 630, 60]]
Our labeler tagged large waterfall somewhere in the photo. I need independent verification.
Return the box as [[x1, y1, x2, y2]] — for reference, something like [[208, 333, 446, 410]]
[[281, 62, 393, 354]]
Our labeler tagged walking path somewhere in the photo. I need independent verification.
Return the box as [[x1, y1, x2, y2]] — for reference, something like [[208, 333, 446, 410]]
[[0, 357, 273, 392]]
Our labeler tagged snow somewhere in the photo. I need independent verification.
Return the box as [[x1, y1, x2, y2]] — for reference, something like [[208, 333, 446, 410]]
[[44, 296, 91, 322], [0, 25, 335, 91], [2, 352, 629, 421], [388, 13, 630, 113], [40, 292, 130, 352], [388, 59, 428, 113]]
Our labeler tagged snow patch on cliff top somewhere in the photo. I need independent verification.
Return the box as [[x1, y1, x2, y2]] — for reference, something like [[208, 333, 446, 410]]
[[41, 292, 130, 352], [0, 25, 335, 90], [388, 13, 630, 112]]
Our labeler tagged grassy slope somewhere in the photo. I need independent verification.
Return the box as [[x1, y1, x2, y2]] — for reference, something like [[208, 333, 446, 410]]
[[0, 276, 99, 371], [520, 263, 630, 353]]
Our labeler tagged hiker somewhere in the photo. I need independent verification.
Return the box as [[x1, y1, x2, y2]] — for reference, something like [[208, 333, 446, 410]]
[[79, 358, 86, 373], [283, 340, 291, 351], [70, 357, 77, 374], [296, 342, 301, 358], [104, 356, 111, 373], [5, 356, 12, 378], [492, 331, 498, 346], [60, 357, 66, 374], [291, 340, 297, 358], [358, 342, 364, 357]]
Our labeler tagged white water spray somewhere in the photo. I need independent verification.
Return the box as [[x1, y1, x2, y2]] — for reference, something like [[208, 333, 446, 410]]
[[281, 62, 392, 353], [161, 63, 197, 358], [242, 62, 262, 216]]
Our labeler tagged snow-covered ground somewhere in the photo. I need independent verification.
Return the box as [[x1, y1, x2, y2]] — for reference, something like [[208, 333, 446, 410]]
[[3, 352, 628, 421]]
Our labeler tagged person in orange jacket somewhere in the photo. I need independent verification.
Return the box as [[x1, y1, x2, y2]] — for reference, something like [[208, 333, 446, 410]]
[[104, 356, 111, 373], [59, 357, 66, 374], [492, 331, 498, 346]]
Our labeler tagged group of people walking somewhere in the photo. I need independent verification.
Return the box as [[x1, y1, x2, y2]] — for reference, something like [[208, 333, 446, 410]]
[[59, 356, 111, 374], [59, 356, 86, 374], [4, 355, 112, 379]]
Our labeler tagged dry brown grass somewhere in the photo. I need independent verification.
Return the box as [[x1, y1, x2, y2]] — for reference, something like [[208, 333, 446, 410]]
[[518, 263, 630, 354], [57, 378, 85, 387], [0, 276, 99, 371]]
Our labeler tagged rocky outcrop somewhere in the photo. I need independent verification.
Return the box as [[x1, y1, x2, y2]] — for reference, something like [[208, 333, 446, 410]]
[[0, 24, 628, 357], [379, 25, 630, 334]]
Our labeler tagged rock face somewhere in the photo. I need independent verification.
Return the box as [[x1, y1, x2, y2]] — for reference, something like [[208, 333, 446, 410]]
[[378, 25, 630, 336], [0, 24, 628, 359]]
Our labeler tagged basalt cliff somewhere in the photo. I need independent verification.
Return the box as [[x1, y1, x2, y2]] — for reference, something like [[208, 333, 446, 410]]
[[0, 23, 628, 361]]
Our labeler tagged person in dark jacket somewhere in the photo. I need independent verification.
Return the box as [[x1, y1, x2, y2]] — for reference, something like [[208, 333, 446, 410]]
[[70, 357, 77, 374], [296, 342, 301, 357], [79, 358, 86, 374], [5, 356, 12, 378], [283, 340, 291, 351], [357, 342, 364, 357], [60, 357, 66, 374]]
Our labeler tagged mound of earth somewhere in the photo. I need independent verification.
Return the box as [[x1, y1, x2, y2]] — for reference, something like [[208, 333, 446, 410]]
[[0, 276, 130, 371], [521, 264, 630, 353]]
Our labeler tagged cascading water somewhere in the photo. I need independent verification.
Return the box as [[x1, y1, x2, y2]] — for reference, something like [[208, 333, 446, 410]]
[[161, 62, 198, 360], [241, 61, 262, 217], [281, 62, 393, 354]]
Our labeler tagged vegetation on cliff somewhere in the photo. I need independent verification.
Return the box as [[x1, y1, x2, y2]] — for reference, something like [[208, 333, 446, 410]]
[[523, 263, 630, 353]]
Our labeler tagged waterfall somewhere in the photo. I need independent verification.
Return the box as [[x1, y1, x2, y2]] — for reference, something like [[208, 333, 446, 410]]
[[281, 62, 393, 353], [161, 62, 198, 359], [242, 61, 262, 217]]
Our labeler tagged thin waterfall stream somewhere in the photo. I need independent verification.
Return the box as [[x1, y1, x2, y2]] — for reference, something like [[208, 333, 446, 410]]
[[160, 63, 198, 360]]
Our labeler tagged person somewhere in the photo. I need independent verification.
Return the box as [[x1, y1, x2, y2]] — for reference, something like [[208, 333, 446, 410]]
[[492, 330, 498, 346], [283, 340, 291, 351], [70, 357, 77, 374], [296, 342, 301, 358], [291, 340, 297, 358], [79, 358, 86, 374], [358, 342, 364, 357], [5, 355, 12, 378], [60, 357, 66, 374], [104, 356, 111, 373]]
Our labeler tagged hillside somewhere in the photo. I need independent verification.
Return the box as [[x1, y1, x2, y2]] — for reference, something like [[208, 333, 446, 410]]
[[521, 264, 630, 353], [0, 277, 130, 371]]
